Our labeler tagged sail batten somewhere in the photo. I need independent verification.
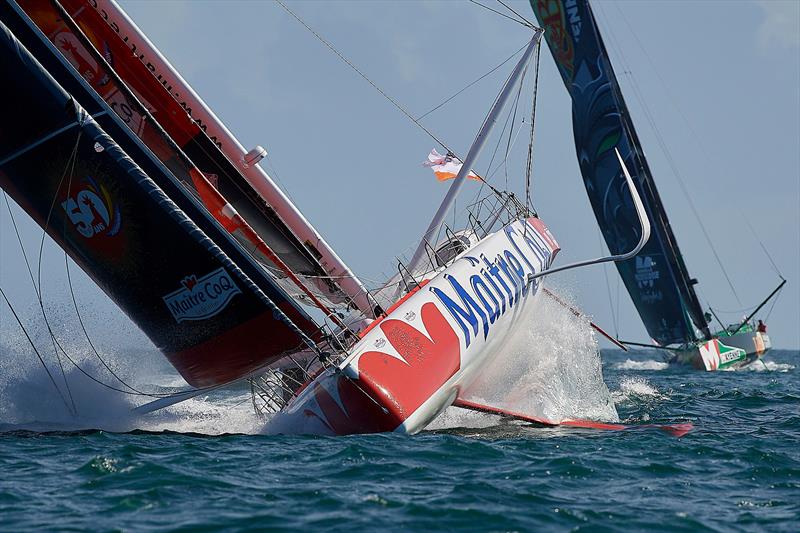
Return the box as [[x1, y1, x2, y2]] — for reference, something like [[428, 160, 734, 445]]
[[531, 0, 709, 345]]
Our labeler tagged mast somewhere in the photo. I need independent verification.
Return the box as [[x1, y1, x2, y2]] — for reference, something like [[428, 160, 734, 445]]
[[405, 30, 542, 279]]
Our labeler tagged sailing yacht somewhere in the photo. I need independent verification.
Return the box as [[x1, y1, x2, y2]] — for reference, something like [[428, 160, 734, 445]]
[[1, 0, 686, 435], [531, 0, 785, 371]]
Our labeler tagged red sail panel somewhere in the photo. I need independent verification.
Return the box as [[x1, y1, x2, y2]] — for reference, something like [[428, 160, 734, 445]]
[[24, 0, 349, 305]]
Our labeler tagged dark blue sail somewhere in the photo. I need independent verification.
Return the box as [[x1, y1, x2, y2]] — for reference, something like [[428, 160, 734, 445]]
[[530, 0, 710, 345], [0, 11, 322, 387]]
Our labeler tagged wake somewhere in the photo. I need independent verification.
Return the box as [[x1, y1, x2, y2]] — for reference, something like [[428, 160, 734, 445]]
[[432, 281, 619, 430], [2, 281, 619, 436], [0, 325, 261, 435]]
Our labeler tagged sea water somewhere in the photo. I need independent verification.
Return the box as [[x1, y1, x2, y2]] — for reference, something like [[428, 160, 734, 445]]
[[1, 296, 798, 530]]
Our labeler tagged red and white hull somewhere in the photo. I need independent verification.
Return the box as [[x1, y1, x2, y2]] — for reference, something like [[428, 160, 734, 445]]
[[266, 217, 560, 435]]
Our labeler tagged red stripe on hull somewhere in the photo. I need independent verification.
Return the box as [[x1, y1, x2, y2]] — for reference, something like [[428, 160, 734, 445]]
[[308, 302, 461, 433]]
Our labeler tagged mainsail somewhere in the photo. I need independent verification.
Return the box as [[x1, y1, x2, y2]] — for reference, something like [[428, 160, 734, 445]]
[[0, 6, 322, 387], [20, 0, 375, 317], [530, 0, 710, 345]]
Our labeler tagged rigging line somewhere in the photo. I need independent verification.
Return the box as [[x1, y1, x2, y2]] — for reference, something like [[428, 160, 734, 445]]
[[599, 229, 619, 337], [503, 62, 527, 190], [64, 253, 150, 395], [467, 0, 531, 27], [484, 82, 519, 185], [626, 75, 742, 305], [3, 191, 40, 296], [764, 287, 782, 322], [3, 194, 79, 412], [2, 194, 128, 407], [743, 215, 783, 278], [496, 0, 536, 28], [593, 3, 743, 306], [33, 131, 82, 415], [19, 130, 169, 399], [609, 0, 729, 195], [472, 85, 517, 223], [58, 124, 145, 395], [0, 286, 73, 415], [615, 266, 621, 338], [524, 42, 541, 216], [276, 0, 532, 200], [274, 0, 454, 156], [416, 41, 528, 121], [486, 116, 527, 181], [711, 304, 758, 315], [472, 57, 532, 221]]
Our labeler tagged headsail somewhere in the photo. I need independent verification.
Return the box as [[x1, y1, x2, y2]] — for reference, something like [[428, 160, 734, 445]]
[[530, 0, 710, 345], [0, 8, 321, 387]]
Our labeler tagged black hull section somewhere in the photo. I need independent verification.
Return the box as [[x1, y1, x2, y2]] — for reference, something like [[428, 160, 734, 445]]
[[0, 11, 319, 387]]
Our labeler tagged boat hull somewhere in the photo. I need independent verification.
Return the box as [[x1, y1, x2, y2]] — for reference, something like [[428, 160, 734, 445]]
[[265, 217, 560, 435], [674, 332, 771, 371]]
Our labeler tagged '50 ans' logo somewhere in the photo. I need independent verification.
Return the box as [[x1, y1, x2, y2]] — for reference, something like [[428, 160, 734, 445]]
[[163, 268, 241, 323], [61, 175, 121, 239]]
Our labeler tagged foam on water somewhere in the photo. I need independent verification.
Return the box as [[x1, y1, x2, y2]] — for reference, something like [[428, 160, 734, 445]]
[[611, 376, 666, 405], [614, 359, 669, 371], [742, 359, 795, 373], [2, 281, 618, 435], [433, 282, 619, 429], [0, 322, 262, 435]]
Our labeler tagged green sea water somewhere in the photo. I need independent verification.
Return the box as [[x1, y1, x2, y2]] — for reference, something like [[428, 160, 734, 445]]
[[1, 348, 797, 531]]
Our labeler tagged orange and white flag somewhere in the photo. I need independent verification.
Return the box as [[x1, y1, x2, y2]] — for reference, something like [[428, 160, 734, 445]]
[[423, 149, 481, 182]]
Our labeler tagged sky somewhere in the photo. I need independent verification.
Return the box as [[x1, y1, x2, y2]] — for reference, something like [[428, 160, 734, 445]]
[[2, 0, 799, 349]]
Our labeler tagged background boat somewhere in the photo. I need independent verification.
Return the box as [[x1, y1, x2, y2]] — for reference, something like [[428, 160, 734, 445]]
[[531, 0, 791, 369]]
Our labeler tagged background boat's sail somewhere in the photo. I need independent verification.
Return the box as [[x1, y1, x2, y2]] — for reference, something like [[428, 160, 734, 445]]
[[20, 0, 361, 312], [0, 12, 321, 387], [530, 0, 710, 345]]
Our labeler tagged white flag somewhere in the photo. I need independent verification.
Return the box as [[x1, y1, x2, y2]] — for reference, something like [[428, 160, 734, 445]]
[[422, 149, 481, 182]]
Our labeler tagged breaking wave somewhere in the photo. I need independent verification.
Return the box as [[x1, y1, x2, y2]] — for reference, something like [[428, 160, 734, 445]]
[[2, 279, 620, 436], [611, 377, 666, 405], [614, 359, 669, 371], [742, 360, 795, 373], [0, 309, 261, 435], [434, 281, 619, 429]]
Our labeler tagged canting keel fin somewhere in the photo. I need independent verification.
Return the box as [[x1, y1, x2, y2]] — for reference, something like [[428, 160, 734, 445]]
[[452, 399, 692, 438], [132, 386, 229, 415], [133, 376, 252, 415]]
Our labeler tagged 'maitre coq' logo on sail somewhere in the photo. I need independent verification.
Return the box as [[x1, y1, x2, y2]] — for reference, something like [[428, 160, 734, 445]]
[[163, 268, 241, 322]]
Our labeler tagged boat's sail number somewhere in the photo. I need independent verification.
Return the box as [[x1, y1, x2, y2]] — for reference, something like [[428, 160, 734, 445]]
[[61, 189, 113, 238]]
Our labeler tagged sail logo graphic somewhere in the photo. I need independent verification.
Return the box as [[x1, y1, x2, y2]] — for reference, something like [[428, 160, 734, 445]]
[[61, 177, 121, 239], [533, 0, 580, 78], [163, 268, 241, 323], [430, 223, 556, 349], [635, 256, 660, 288], [55, 32, 105, 86]]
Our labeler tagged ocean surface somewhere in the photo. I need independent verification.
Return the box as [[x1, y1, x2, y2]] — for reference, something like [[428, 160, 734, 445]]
[[1, 342, 797, 531]]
